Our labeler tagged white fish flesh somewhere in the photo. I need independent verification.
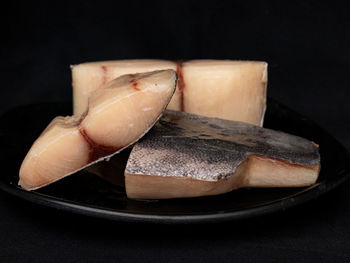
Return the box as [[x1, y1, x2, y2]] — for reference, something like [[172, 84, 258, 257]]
[[19, 70, 177, 190]]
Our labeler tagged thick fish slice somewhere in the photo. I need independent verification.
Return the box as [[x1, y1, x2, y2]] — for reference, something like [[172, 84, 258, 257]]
[[182, 60, 267, 126], [125, 111, 320, 199], [72, 60, 179, 115], [72, 59, 267, 126], [19, 70, 177, 190]]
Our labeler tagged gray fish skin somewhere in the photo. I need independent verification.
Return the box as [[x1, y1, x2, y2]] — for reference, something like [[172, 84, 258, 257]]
[[125, 110, 320, 183]]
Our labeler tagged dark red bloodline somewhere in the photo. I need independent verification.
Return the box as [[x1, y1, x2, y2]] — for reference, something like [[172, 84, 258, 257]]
[[101, 65, 108, 86], [176, 61, 185, 111], [131, 81, 140, 91], [79, 127, 120, 163]]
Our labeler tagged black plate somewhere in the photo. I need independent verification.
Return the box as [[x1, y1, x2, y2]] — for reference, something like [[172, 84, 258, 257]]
[[0, 99, 349, 223]]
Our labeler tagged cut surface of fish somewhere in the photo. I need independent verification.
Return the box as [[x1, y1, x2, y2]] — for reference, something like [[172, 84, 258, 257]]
[[72, 59, 267, 126], [19, 70, 177, 190], [125, 111, 320, 199], [72, 60, 179, 115], [181, 60, 267, 126]]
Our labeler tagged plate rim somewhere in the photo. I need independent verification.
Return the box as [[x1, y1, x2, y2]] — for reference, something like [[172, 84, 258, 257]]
[[0, 178, 347, 224]]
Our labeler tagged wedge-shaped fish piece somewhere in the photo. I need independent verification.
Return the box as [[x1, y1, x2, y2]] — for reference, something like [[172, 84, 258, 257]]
[[72, 60, 267, 126], [19, 70, 177, 190], [125, 111, 320, 199]]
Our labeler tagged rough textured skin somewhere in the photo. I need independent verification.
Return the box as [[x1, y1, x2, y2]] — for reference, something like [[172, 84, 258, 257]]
[[125, 110, 320, 182]]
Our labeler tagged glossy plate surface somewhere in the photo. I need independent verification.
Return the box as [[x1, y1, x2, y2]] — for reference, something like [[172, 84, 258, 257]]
[[0, 99, 349, 223]]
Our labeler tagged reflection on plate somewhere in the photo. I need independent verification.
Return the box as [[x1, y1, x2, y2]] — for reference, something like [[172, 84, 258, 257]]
[[0, 99, 349, 223]]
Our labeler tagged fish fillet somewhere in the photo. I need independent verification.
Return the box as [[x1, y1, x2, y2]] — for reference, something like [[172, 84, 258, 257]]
[[19, 70, 177, 190], [72, 59, 267, 126], [125, 111, 320, 199]]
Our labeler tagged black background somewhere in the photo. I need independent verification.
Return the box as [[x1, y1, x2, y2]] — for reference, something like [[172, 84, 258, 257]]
[[1, 0, 350, 262]]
